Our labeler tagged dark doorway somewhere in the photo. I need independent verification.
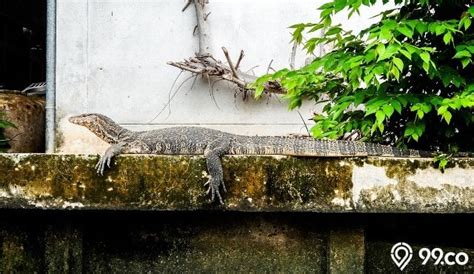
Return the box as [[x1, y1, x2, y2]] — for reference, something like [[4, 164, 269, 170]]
[[0, 0, 46, 91]]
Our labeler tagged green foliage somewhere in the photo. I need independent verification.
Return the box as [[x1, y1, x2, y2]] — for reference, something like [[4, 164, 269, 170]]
[[0, 112, 14, 152], [433, 153, 451, 171], [254, 0, 474, 152]]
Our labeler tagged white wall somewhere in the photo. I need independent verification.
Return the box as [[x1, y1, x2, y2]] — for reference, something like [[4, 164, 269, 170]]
[[56, 0, 387, 153]]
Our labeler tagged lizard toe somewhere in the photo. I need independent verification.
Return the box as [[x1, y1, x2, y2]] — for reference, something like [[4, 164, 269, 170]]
[[221, 180, 227, 193]]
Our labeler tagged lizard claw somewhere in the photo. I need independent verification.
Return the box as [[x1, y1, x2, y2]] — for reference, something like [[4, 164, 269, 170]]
[[205, 176, 224, 205], [95, 153, 113, 176]]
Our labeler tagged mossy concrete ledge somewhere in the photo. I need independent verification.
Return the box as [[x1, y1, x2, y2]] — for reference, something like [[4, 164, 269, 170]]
[[0, 154, 472, 212]]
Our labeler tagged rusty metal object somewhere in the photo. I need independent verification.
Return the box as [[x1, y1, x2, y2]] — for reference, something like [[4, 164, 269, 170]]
[[0, 91, 45, 152]]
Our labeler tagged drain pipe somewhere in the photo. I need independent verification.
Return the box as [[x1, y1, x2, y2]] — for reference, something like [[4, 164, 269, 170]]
[[45, 0, 56, 153]]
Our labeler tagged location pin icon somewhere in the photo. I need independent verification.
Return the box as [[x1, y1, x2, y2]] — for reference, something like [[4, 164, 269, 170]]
[[391, 242, 413, 271]]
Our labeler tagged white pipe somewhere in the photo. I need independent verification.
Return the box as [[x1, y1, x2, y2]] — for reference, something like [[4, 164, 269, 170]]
[[45, 0, 56, 153]]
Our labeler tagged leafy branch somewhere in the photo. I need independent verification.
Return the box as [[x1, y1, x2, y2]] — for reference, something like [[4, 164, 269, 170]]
[[254, 0, 474, 152]]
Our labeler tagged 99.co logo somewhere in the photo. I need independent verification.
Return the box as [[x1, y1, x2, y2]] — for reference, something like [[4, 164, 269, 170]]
[[419, 247, 469, 266], [391, 242, 470, 271]]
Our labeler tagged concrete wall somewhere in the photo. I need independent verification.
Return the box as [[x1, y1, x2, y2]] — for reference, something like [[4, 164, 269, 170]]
[[1, 154, 472, 212], [55, 0, 388, 153], [0, 154, 473, 272]]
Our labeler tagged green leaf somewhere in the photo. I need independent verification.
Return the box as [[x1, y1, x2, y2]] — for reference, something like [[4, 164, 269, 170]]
[[378, 44, 399, 60], [391, 66, 400, 80], [437, 105, 448, 115], [382, 104, 394, 117], [434, 24, 446, 36], [404, 127, 414, 137], [397, 25, 414, 38], [442, 111, 452, 124], [419, 52, 430, 63], [375, 110, 385, 124], [378, 122, 384, 133], [326, 26, 342, 35], [461, 58, 470, 68], [463, 17, 471, 30], [309, 23, 325, 33], [399, 49, 412, 60], [453, 50, 471, 59], [417, 110, 424, 119], [443, 32, 452, 45], [379, 28, 392, 40], [397, 96, 408, 107], [469, 6, 474, 16], [318, 2, 334, 10], [376, 44, 386, 57], [334, 0, 347, 12], [392, 57, 404, 71], [391, 100, 402, 114], [365, 49, 376, 62], [415, 22, 428, 34], [422, 62, 430, 73]]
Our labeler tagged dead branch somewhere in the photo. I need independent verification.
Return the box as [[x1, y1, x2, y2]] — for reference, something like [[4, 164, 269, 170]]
[[168, 53, 285, 96], [266, 59, 274, 74], [222, 47, 239, 79], [170, 0, 285, 98], [182, 0, 192, 12], [235, 50, 244, 70], [193, 0, 211, 56]]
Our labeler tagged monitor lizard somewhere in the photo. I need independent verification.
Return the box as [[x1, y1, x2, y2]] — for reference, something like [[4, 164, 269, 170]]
[[69, 113, 436, 204]]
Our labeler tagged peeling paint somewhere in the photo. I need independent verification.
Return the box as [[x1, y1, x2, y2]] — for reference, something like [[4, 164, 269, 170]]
[[407, 167, 474, 189], [352, 163, 398, 204]]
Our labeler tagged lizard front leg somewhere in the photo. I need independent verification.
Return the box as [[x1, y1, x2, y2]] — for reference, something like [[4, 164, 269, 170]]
[[96, 142, 125, 175], [204, 137, 230, 204]]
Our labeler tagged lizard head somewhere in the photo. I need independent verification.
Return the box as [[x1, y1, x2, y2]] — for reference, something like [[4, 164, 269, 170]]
[[69, 113, 127, 143], [69, 113, 111, 127]]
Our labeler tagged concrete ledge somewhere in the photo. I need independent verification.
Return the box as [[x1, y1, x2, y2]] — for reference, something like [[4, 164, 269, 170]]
[[0, 154, 472, 212]]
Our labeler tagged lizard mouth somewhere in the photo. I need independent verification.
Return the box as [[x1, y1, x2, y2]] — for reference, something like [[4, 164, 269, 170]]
[[68, 114, 90, 125], [68, 115, 81, 125]]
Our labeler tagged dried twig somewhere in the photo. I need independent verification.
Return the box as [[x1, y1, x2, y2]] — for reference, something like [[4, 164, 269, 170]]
[[169, 0, 286, 98], [235, 50, 244, 71], [149, 73, 196, 122], [222, 47, 239, 79], [167, 54, 285, 96], [266, 59, 274, 74], [182, 0, 193, 12], [297, 110, 310, 136]]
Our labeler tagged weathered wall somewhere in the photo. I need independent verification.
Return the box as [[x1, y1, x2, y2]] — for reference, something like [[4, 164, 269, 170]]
[[55, 0, 389, 153], [0, 154, 472, 212], [0, 154, 472, 271], [1, 212, 473, 273]]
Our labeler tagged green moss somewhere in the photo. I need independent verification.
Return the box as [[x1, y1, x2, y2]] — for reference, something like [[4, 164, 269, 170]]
[[0, 154, 472, 212], [0, 229, 40, 272]]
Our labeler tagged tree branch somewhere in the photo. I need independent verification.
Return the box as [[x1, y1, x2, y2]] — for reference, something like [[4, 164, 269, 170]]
[[235, 50, 244, 71], [193, 0, 211, 56], [170, 0, 286, 97], [167, 55, 285, 95], [222, 47, 239, 79]]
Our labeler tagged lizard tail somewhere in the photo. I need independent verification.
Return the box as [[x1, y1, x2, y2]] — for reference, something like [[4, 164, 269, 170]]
[[230, 136, 435, 157]]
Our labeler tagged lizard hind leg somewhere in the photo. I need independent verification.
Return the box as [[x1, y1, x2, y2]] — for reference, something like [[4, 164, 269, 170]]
[[203, 137, 231, 204]]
